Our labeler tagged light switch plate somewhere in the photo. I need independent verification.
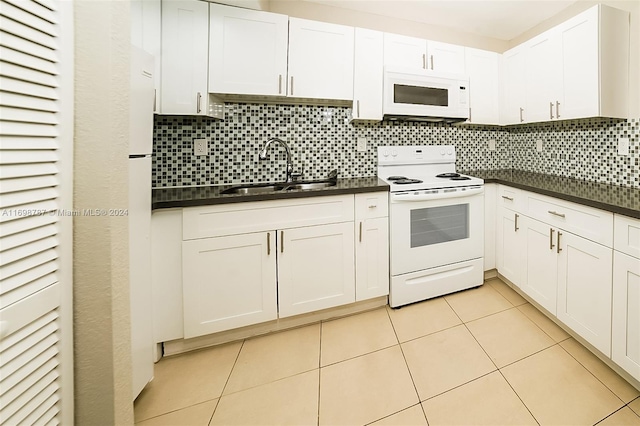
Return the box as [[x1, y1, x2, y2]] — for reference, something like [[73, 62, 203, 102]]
[[618, 137, 630, 156], [194, 138, 208, 156], [357, 137, 367, 152], [488, 139, 496, 151], [536, 139, 543, 152]]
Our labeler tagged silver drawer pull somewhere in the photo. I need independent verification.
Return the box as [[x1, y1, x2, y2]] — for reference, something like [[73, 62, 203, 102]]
[[549, 228, 555, 250], [502, 196, 514, 201], [359, 221, 362, 242], [548, 210, 566, 218], [368, 205, 376, 209], [514, 213, 519, 232], [557, 231, 563, 253]]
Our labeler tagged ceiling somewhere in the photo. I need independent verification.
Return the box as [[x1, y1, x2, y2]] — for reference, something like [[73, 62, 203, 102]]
[[299, 0, 579, 40]]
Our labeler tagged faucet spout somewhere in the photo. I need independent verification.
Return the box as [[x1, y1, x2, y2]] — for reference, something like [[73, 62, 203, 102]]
[[258, 137, 295, 183]]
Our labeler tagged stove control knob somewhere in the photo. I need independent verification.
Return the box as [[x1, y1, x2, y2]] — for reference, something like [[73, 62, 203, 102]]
[[440, 149, 445, 156], [391, 150, 398, 157], [447, 149, 453, 155], [382, 150, 389, 157]]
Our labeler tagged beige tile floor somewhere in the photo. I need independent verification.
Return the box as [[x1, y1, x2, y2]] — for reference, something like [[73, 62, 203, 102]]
[[135, 278, 640, 426]]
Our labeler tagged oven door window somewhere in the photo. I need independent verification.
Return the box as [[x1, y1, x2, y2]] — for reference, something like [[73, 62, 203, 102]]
[[410, 204, 468, 248], [394, 84, 448, 107]]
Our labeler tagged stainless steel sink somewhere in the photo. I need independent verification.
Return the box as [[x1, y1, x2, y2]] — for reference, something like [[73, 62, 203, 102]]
[[221, 180, 336, 195], [221, 184, 283, 195], [283, 181, 336, 191]]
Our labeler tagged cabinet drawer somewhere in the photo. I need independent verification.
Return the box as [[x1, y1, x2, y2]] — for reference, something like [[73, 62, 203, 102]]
[[497, 185, 525, 212], [614, 214, 640, 259], [183, 195, 354, 240], [355, 192, 388, 219], [526, 193, 613, 247]]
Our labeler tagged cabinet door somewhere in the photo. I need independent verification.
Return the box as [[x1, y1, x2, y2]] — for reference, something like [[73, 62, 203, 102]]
[[612, 251, 640, 381], [558, 6, 599, 120], [383, 33, 426, 69], [557, 231, 613, 356], [521, 217, 558, 315], [288, 18, 354, 100], [182, 232, 277, 338], [427, 41, 465, 73], [355, 217, 389, 301], [161, 0, 209, 115], [131, 0, 161, 111], [353, 28, 383, 121], [209, 4, 288, 96], [278, 223, 355, 317], [465, 47, 500, 125], [501, 45, 527, 124], [496, 207, 525, 285], [525, 30, 560, 123]]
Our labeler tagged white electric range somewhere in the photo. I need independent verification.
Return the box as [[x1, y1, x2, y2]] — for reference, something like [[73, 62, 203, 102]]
[[378, 145, 485, 308]]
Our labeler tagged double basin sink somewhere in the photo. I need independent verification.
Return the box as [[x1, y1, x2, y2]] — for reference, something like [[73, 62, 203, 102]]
[[221, 180, 337, 195]]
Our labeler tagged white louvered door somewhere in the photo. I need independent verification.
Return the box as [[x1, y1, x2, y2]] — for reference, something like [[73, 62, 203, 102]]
[[0, 0, 73, 425]]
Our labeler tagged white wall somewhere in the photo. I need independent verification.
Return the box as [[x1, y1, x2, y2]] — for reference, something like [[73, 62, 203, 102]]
[[73, 1, 134, 424], [268, 0, 509, 52], [510, 0, 640, 117]]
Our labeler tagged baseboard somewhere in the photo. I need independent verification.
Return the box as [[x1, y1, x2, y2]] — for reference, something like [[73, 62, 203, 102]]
[[484, 269, 498, 280]]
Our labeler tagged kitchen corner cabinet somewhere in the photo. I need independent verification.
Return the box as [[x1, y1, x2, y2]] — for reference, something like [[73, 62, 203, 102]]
[[612, 215, 640, 381], [464, 48, 500, 125], [208, 4, 288, 96], [287, 18, 354, 101], [355, 192, 389, 301], [160, 0, 210, 115], [502, 4, 629, 124], [495, 185, 526, 284], [383, 33, 465, 73], [352, 28, 383, 121]]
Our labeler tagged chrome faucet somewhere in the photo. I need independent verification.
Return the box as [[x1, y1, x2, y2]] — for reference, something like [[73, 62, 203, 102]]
[[258, 137, 295, 183]]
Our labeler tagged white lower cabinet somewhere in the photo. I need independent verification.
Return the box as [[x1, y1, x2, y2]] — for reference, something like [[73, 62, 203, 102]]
[[496, 206, 524, 285], [355, 217, 389, 301], [278, 223, 355, 317], [521, 216, 559, 315], [612, 250, 640, 381], [556, 230, 612, 355], [182, 231, 277, 338]]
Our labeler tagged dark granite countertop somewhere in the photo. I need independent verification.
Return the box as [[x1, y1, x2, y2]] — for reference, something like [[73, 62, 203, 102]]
[[464, 169, 640, 219], [152, 176, 389, 210]]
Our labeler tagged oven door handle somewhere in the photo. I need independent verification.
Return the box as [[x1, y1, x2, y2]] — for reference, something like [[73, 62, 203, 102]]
[[391, 187, 484, 202]]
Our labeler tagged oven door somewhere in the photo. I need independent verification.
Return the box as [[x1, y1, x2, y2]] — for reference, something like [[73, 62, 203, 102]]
[[389, 187, 484, 276]]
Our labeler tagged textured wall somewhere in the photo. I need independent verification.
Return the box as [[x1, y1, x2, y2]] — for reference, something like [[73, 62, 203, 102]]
[[74, 1, 133, 424], [153, 104, 638, 189]]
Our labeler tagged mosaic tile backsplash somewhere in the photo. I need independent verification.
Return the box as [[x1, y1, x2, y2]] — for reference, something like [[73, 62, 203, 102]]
[[152, 104, 639, 189]]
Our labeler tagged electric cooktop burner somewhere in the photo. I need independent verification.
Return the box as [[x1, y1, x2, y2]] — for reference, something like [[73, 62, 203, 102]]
[[394, 178, 423, 185], [450, 176, 471, 181], [387, 176, 407, 181], [436, 173, 461, 178]]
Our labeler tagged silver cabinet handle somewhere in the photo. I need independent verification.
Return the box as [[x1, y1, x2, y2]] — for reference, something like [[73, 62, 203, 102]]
[[469, 107, 472, 122], [154, 89, 157, 112], [267, 232, 271, 255], [519, 107, 524, 123], [357, 100, 360, 118], [548, 210, 566, 218], [515, 213, 519, 232], [430, 54, 434, 70], [280, 230, 284, 253], [549, 102, 554, 119], [557, 231, 562, 253], [502, 195, 514, 201], [196, 92, 202, 113], [556, 101, 560, 118], [550, 228, 555, 250], [422, 54, 426, 69], [278, 75, 282, 94], [290, 76, 294, 96], [359, 222, 362, 242]]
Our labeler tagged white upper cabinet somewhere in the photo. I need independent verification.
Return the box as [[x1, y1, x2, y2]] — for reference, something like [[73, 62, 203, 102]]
[[384, 33, 465, 73], [501, 44, 527, 124], [288, 18, 354, 101], [131, 0, 161, 112], [502, 4, 629, 124], [161, 0, 210, 115], [464, 47, 500, 125], [383, 33, 426, 69], [209, 4, 288, 96], [352, 28, 384, 121], [428, 41, 465, 74]]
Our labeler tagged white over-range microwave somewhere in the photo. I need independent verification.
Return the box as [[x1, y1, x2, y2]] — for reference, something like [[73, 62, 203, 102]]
[[383, 67, 470, 123]]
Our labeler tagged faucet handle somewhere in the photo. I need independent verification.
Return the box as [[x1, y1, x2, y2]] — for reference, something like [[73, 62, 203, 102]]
[[290, 169, 304, 182]]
